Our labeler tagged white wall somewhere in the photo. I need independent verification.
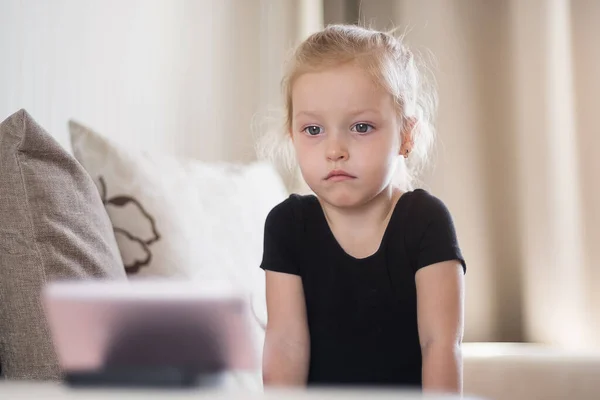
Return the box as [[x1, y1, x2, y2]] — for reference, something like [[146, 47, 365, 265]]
[[0, 0, 301, 162]]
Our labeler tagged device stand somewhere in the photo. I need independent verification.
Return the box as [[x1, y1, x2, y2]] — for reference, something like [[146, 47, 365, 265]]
[[64, 366, 226, 389]]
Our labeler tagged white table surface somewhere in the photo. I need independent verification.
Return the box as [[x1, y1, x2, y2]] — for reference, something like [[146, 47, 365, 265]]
[[0, 382, 483, 399]]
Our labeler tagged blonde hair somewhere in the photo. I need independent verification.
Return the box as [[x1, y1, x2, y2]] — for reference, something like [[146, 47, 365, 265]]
[[255, 24, 438, 191]]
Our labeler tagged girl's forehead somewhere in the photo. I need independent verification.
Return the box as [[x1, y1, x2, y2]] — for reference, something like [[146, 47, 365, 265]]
[[293, 63, 377, 89], [291, 66, 393, 116]]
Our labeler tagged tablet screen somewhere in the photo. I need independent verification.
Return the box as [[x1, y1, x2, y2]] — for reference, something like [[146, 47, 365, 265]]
[[42, 280, 259, 376]]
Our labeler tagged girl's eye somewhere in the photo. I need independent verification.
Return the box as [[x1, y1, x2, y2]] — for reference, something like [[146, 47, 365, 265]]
[[304, 126, 323, 136], [351, 123, 374, 134]]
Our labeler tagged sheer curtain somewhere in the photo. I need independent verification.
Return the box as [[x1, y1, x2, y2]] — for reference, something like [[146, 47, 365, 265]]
[[321, 0, 600, 347]]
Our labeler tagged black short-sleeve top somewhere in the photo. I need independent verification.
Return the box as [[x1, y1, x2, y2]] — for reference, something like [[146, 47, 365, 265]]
[[260, 189, 466, 388]]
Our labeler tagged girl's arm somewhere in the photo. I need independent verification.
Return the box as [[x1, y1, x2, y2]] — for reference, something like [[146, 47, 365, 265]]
[[262, 270, 310, 387], [415, 260, 465, 394]]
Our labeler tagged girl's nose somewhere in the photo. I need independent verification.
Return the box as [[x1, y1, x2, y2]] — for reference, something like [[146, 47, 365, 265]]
[[326, 135, 349, 162]]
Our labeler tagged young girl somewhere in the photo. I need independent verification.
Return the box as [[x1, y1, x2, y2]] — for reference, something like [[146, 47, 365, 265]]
[[258, 24, 466, 393]]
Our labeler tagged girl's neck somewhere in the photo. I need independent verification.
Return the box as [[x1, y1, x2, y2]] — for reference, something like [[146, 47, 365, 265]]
[[318, 185, 403, 233]]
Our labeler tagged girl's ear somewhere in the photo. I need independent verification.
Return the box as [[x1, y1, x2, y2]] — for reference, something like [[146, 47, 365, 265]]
[[400, 117, 417, 158]]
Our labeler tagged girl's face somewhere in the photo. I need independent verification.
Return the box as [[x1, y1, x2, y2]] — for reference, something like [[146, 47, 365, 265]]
[[290, 63, 403, 208]]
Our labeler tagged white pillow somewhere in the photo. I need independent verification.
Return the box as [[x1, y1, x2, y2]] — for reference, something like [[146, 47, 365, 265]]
[[69, 121, 288, 389]]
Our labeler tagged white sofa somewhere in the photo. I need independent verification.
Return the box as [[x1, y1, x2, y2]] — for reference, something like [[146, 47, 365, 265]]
[[463, 342, 600, 400]]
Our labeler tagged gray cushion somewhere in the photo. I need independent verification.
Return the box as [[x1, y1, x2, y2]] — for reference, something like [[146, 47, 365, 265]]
[[0, 109, 126, 380]]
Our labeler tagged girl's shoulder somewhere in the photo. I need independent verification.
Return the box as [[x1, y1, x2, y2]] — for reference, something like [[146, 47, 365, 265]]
[[402, 188, 455, 222], [265, 193, 317, 227], [400, 188, 466, 272], [396, 188, 460, 244]]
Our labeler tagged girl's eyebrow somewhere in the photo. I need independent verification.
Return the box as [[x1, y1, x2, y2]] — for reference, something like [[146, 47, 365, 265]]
[[294, 111, 321, 119], [294, 109, 381, 119], [347, 108, 381, 117]]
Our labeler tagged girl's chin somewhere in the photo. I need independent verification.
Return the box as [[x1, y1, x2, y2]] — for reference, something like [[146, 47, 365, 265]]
[[312, 187, 370, 209]]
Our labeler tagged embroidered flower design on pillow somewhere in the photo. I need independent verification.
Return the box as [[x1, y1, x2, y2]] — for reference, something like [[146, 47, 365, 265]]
[[98, 176, 160, 274]]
